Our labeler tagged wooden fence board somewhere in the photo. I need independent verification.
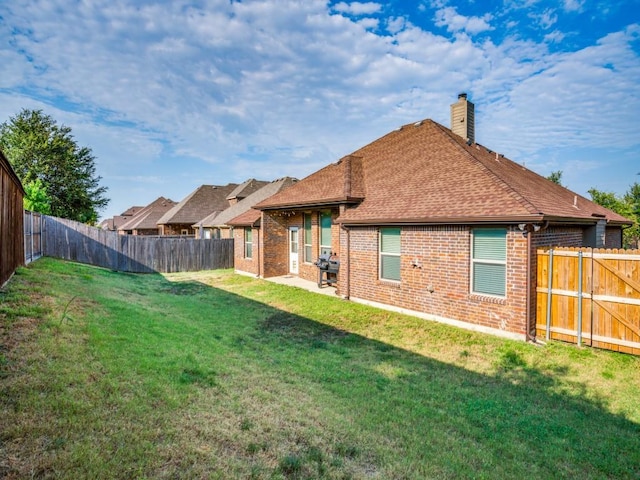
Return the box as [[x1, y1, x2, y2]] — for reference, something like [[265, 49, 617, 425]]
[[43, 216, 233, 273], [1, 153, 25, 287], [537, 247, 640, 355]]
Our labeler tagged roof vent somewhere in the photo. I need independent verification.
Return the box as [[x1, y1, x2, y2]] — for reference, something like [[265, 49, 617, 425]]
[[413, 120, 423, 127]]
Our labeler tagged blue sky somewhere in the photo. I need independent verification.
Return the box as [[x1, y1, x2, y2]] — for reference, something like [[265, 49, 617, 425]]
[[1, 0, 639, 221]]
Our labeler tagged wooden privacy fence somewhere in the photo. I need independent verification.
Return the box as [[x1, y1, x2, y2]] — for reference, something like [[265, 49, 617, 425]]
[[1, 151, 25, 287], [537, 247, 640, 355], [24, 210, 43, 264], [43, 216, 234, 273]]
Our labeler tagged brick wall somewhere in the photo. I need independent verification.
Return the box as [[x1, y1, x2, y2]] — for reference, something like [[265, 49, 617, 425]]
[[258, 209, 340, 282], [161, 224, 194, 236], [233, 226, 261, 276], [344, 225, 530, 335]]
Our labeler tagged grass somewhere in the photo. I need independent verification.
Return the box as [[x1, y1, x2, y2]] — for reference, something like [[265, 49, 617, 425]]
[[0, 257, 639, 479]]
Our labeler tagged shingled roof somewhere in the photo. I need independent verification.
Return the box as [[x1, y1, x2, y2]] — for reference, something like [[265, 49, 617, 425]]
[[119, 197, 177, 231], [196, 177, 298, 228], [226, 178, 270, 203], [256, 119, 630, 226], [157, 184, 239, 226]]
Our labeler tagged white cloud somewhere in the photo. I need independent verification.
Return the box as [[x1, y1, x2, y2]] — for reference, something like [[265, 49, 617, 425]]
[[532, 8, 558, 29], [0, 0, 638, 219], [563, 0, 585, 12], [434, 6, 494, 35], [333, 2, 382, 15]]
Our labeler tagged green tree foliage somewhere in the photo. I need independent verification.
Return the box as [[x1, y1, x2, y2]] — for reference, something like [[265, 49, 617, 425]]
[[0, 109, 109, 223], [546, 170, 563, 186], [23, 178, 51, 214], [589, 183, 639, 248]]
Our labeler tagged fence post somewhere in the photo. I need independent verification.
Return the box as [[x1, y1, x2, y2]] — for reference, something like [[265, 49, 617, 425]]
[[577, 250, 583, 346], [545, 249, 554, 341]]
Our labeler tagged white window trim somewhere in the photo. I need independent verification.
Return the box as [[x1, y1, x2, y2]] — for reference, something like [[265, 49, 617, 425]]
[[303, 213, 313, 263], [470, 229, 507, 298], [379, 228, 401, 283], [319, 212, 332, 255], [244, 228, 253, 259]]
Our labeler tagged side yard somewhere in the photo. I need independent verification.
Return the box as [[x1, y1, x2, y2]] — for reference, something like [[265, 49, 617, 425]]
[[1, 258, 639, 479]]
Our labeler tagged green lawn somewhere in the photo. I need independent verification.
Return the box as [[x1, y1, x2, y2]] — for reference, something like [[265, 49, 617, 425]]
[[1, 257, 639, 479]]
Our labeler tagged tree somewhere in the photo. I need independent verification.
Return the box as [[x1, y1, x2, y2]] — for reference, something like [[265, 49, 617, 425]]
[[623, 182, 640, 248], [23, 178, 51, 214], [547, 170, 563, 186], [0, 109, 109, 223], [588, 184, 639, 248]]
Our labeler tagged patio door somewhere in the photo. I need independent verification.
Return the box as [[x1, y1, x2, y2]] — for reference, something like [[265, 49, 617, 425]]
[[289, 227, 299, 274]]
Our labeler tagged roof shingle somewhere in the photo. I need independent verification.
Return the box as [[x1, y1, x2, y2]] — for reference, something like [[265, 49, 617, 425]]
[[256, 119, 630, 226]]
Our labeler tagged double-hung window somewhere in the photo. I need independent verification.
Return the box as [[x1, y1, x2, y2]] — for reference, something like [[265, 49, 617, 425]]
[[244, 227, 253, 259], [319, 212, 332, 255], [471, 228, 506, 297], [304, 213, 313, 262], [380, 227, 401, 282]]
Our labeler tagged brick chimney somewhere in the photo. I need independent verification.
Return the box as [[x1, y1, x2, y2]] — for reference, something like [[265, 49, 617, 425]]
[[450, 92, 475, 144]]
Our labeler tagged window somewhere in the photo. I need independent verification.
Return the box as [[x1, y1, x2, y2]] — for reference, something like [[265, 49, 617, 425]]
[[319, 212, 332, 255], [244, 227, 253, 259], [471, 228, 506, 297], [380, 227, 401, 282], [304, 213, 313, 262]]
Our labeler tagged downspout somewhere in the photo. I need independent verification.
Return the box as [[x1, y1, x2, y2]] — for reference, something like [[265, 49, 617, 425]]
[[529, 220, 549, 343], [525, 229, 532, 342], [256, 219, 261, 278], [340, 223, 351, 300]]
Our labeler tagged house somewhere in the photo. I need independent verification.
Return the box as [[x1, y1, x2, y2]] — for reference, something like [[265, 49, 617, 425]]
[[194, 177, 297, 239], [241, 93, 630, 340], [117, 197, 177, 235], [157, 179, 268, 236], [100, 205, 144, 232]]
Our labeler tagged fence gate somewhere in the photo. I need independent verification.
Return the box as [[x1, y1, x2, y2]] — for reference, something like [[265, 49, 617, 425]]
[[24, 210, 43, 264], [536, 247, 640, 355]]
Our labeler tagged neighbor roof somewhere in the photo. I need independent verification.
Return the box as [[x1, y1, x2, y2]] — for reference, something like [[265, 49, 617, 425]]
[[157, 184, 239, 225], [256, 119, 630, 226], [119, 197, 177, 231], [226, 178, 270, 202], [196, 177, 298, 228]]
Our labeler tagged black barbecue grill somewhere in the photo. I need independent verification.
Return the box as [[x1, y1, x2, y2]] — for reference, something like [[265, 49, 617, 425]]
[[314, 253, 339, 287]]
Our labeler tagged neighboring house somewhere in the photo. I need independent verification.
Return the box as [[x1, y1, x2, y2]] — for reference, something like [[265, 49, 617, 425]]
[[194, 177, 297, 240], [118, 197, 177, 235], [157, 179, 268, 236], [244, 93, 630, 340], [100, 205, 144, 232]]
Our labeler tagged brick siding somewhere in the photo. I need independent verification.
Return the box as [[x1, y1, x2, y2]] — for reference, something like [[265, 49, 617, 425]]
[[245, 212, 623, 339], [344, 225, 529, 335]]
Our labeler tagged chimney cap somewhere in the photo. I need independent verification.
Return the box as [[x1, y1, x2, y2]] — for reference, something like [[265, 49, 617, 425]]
[[458, 92, 468, 100]]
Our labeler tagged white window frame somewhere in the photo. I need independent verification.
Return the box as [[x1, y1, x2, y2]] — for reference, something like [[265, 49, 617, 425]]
[[303, 213, 313, 263], [379, 227, 401, 282], [244, 227, 253, 259], [319, 211, 332, 256], [470, 228, 507, 298]]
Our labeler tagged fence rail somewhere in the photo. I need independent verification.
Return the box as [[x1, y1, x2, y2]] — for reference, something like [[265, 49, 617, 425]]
[[43, 216, 233, 273], [536, 247, 640, 355]]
